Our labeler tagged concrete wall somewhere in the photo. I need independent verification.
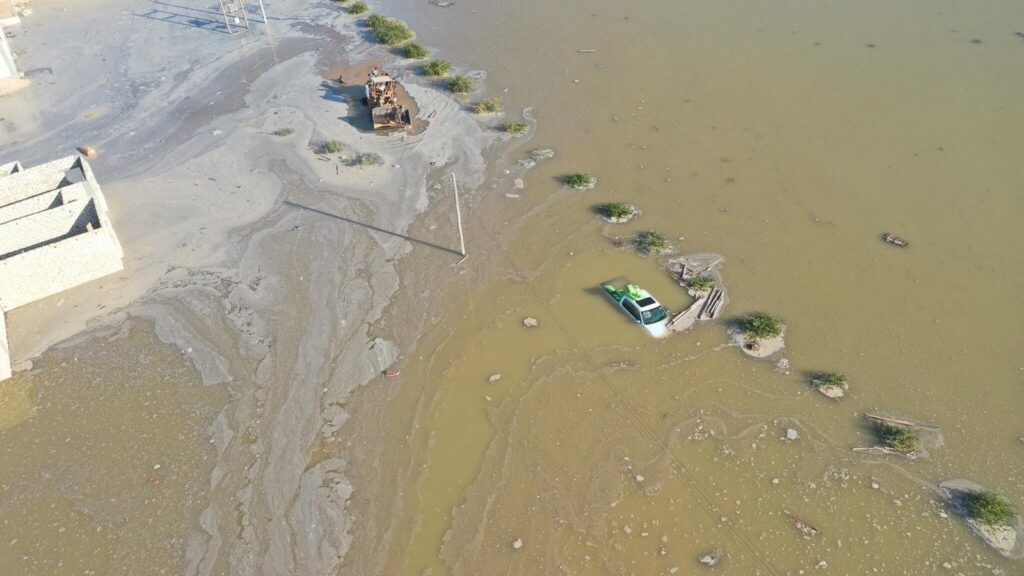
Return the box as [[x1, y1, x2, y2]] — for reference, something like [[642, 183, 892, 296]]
[[0, 161, 21, 177], [0, 310, 9, 381], [0, 229, 124, 311], [0, 197, 98, 258], [0, 182, 89, 225], [0, 156, 82, 206], [0, 23, 16, 81]]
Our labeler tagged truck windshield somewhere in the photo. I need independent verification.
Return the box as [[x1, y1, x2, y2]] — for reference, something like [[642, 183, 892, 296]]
[[641, 306, 668, 324]]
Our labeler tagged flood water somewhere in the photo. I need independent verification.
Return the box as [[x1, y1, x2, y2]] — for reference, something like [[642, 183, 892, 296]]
[[0, 323, 222, 574], [343, 0, 1024, 574]]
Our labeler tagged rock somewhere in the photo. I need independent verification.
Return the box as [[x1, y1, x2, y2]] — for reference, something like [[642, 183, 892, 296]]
[[817, 384, 846, 399], [513, 178, 524, 189], [511, 537, 523, 550], [76, 146, 98, 158], [634, 474, 645, 483], [488, 374, 502, 383], [785, 428, 799, 440], [522, 317, 539, 327], [528, 148, 555, 160], [698, 549, 722, 566]]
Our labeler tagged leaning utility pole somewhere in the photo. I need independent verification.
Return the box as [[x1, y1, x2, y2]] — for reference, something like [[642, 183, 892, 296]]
[[451, 173, 467, 262]]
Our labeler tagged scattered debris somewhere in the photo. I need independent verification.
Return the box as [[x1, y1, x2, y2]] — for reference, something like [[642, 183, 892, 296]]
[[785, 428, 799, 441], [76, 146, 98, 158], [786, 511, 820, 538], [528, 148, 555, 161], [577, 49, 598, 53], [429, 0, 454, 6], [511, 537, 523, 550], [384, 369, 400, 377], [488, 373, 502, 383], [605, 360, 639, 371], [883, 232, 909, 248], [698, 549, 722, 566], [522, 317, 539, 327]]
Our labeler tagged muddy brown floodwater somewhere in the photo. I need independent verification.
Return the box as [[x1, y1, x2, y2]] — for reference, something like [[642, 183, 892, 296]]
[[338, 0, 1024, 574], [0, 322, 223, 574]]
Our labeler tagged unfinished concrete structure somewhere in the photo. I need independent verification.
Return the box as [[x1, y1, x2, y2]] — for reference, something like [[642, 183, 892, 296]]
[[0, 156, 124, 380]]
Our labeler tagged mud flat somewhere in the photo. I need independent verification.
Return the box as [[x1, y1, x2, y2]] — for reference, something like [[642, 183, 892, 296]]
[[0, 0, 497, 573]]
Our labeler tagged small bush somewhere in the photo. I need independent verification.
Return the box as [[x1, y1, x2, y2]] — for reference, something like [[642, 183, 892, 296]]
[[566, 173, 595, 189], [272, 128, 295, 137], [472, 98, 502, 114], [447, 75, 473, 93], [423, 60, 451, 77], [318, 140, 346, 154], [347, 152, 384, 167], [349, 1, 369, 14], [875, 422, 919, 453], [634, 230, 671, 255], [962, 490, 1016, 526], [503, 121, 528, 135], [596, 202, 634, 220], [811, 372, 848, 390], [741, 312, 783, 340], [403, 42, 428, 59], [368, 16, 413, 45], [687, 274, 716, 292]]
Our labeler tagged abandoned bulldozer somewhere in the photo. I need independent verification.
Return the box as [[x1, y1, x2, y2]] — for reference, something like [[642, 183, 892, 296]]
[[363, 68, 411, 130]]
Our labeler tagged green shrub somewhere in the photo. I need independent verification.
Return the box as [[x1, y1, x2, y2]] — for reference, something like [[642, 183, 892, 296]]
[[741, 312, 783, 340], [811, 372, 848, 390], [566, 173, 596, 189], [318, 140, 346, 154], [472, 98, 502, 114], [272, 127, 295, 137], [349, 1, 369, 14], [347, 152, 384, 167], [503, 121, 528, 135], [962, 490, 1016, 526], [875, 422, 919, 453], [687, 274, 715, 292], [447, 75, 473, 93], [596, 202, 634, 220], [403, 42, 428, 59], [367, 16, 412, 45], [634, 230, 671, 255], [423, 60, 451, 77]]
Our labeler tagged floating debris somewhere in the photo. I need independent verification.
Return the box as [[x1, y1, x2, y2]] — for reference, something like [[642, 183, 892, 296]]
[[488, 374, 502, 383], [786, 511, 820, 538], [883, 232, 909, 247], [698, 549, 722, 566], [522, 317, 540, 327], [511, 537, 523, 550]]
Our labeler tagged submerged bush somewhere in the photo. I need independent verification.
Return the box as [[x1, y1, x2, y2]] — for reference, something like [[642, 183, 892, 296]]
[[423, 59, 451, 77], [272, 127, 295, 137], [318, 140, 346, 154], [634, 230, 671, 255], [811, 372, 848, 390], [349, 1, 369, 14], [447, 75, 473, 93], [472, 98, 502, 114], [687, 274, 716, 292], [875, 422, 919, 453], [367, 16, 412, 45], [403, 42, 428, 59], [565, 173, 596, 190], [741, 312, 783, 340], [596, 202, 634, 220], [962, 490, 1015, 526], [503, 121, 528, 135]]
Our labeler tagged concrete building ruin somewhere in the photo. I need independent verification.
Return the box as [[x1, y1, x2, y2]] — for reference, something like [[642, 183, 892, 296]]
[[0, 156, 124, 381]]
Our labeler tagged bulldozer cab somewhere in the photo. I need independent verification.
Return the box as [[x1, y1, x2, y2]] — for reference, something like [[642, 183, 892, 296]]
[[364, 68, 411, 130]]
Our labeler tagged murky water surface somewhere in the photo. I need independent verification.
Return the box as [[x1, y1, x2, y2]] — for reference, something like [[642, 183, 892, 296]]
[[348, 0, 1024, 574], [0, 323, 222, 575]]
